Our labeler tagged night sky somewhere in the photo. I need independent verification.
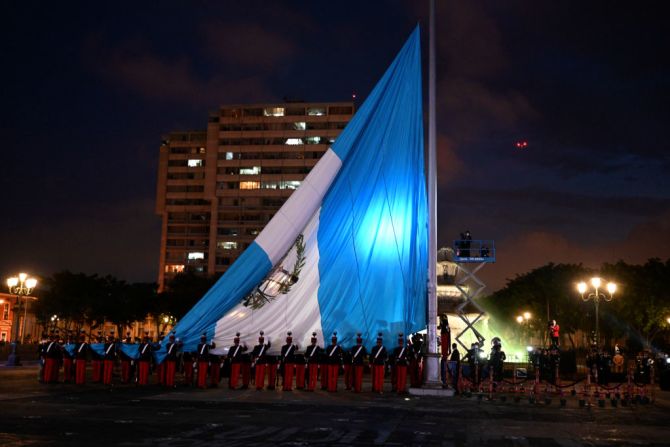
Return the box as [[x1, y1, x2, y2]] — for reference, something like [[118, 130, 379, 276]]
[[2, 1, 669, 292]]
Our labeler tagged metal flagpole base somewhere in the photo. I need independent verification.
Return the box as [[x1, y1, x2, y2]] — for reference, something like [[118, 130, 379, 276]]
[[408, 353, 454, 396]]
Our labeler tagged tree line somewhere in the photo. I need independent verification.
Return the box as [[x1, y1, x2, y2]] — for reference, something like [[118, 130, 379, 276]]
[[31, 271, 220, 339], [480, 258, 670, 353]]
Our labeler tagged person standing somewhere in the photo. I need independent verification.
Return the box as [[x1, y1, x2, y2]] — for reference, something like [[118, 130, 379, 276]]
[[280, 332, 297, 391], [91, 331, 104, 384], [304, 332, 321, 391], [449, 343, 460, 390], [137, 332, 153, 386], [43, 333, 62, 384], [324, 332, 342, 392], [294, 351, 306, 390], [370, 333, 387, 394], [196, 333, 214, 389], [164, 334, 181, 388], [120, 332, 134, 384], [102, 331, 117, 386], [74, 331, 89, 385], [549, 320, 560, 348], [350, 333, 367, 393], [61, 334, 74, 383], [252, 331, 270, 390], [209, 349, 221, 388], [182, 351, 195, 386], [392, 333, 409, 394], [489, 338, 506, 383], [228, 332, 247, 389]]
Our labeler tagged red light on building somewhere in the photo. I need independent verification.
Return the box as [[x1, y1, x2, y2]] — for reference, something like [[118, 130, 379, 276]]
[[516, 140, 528, 149]]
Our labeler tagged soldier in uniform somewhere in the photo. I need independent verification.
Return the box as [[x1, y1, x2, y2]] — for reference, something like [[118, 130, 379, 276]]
[[370, 333, 387, 393], [209, 347, 221, 388], [102, 331, 117, 385], [91, 330, 104, 383], [120, 332, 134, 384], [324, 332, 342, 392], [350, 332, 367, 393], [252, 331, 270, 390], [228, 332, 248, 389], [342, 348, 353, 391], [164, 334, 181, 388], [74, 330, 89, 385], [304, 332, 321, 391], [61, 333, 74, 383], [489, 337, 506, 383], [155, 333, 166, 386], [183, 350, 194, 386], [38, 332, 48, 383], [137, 332, 153, 385], [266, 353, 279, 391], [280, 331, 297, 391], [393, 333, 409, 394], [44, 333, 62, 384], [409, 333, 425, 387], [196, 333, 214, 389]]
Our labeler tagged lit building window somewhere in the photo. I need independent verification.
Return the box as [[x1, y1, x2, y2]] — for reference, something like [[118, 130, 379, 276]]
[[217, 241, 238, 250], [240, 181, 261, 189], [282, 180, 301, 190], [285, 138, 304, 145], [305, 136, 321, 144], [198, 147, 206, 154], [293, 122, 306, 130], [306, 107, 326, 116], [240, 166, 261, 175], [225, 152, 234, 160], [187, 252, 205, 260], [165, 264, 185, 273], [187, 159, 204, 167], [264, 107, 285, 117]]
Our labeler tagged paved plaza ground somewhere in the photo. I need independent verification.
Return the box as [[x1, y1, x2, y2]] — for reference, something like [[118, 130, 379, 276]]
[[1, 364, 669, 446]]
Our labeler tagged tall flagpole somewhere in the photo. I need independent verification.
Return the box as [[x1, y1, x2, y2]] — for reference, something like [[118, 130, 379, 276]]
[[425, 0, 440, 386]]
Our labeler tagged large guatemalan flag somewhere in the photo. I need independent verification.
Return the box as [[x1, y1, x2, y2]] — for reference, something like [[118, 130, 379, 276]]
[[160, 26, 427, 359]]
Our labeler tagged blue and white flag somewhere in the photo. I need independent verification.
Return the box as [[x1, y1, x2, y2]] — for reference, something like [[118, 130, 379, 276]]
[[161, 26, 427, 358]]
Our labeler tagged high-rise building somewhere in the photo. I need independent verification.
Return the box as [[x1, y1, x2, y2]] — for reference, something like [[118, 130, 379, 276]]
[[156, 102, 355, 290]]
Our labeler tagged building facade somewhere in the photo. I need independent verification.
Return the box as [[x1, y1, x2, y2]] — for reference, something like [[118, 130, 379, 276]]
[[156, 102, 354, 291]]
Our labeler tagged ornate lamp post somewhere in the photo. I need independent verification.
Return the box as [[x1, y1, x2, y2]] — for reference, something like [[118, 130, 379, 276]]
[[6, 273, 38, 366], [577, 277, 616, 346]]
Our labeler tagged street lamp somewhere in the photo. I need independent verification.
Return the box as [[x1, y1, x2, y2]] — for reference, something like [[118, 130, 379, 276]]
[[516, 311, 532, 345], [577, 277, 616, 346], [5, 272, 38, 366]]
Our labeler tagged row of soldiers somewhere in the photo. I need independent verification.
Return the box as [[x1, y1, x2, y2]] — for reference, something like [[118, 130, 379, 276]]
[[39, 330, 425, 394], [38, 330, 169, 386]]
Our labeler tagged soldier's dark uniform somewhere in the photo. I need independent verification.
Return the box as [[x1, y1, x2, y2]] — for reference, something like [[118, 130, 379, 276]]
[[392, 333, 409, 394], [43, 335, 62, 384], [61, 335, 74, 383], [280, 332, 297, 391], [138, 333, 153, 385], [196, 334, 214, 389], [252, 331, 270, 390], [74, 331, 89, 385], [165, 334, 181, 387], [370, 333, 387, 393], [102, 332, 117, 385], [304, 332, 321, 391], [227, 332, 248, 389], [91, 331, 104, 383], [120, 332, 134, 384], [324, 332, 342, 392], [350, 333, 368, 393]]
